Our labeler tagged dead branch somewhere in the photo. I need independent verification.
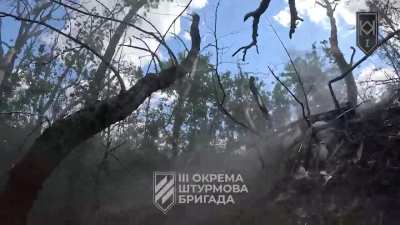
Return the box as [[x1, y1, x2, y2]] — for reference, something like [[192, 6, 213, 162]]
[[349, 46, 356, 65], [213, 0, 258, 134], [268, 66, 311, 126], [329, 29, 400, 109], [143, 0, 193, 75], [232, 0, 271, 61], [319, 0, 357, 107], [269, 21, 311, 118], [249, 76, 272, 127], [288, 0, 303, 39]]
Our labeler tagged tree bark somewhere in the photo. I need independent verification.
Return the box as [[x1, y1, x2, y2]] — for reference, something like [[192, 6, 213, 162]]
[[0, 14, 200, 225], [322, 0, 358, 106], [170, 81, 188, 156]]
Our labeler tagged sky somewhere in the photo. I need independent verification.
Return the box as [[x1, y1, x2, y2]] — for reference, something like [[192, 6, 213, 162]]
[[193, 0, 381, 75], [180, 0, 392, 95], [0, 0, 396, 95], [127, 0, 391, 90]]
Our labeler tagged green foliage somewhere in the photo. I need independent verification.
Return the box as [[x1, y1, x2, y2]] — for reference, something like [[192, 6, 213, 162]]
[[271, 46, 334, 123]]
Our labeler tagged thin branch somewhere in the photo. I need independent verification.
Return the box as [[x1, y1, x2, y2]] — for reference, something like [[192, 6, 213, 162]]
[[212, 0, 257, 134], [50, 0, 177, 66], [380, 34, 400, 78], [171, 32, 189, 53], [0, 111, 50, 125], [120, 44, 162, 72], [0, 11, 126, 92], [249, 76, 272, 127], [94, 0, 113, 15], [268, 21, 311, 117], [232, 0, 271, 61], [133, 36, 161, 73], [134, 13, 178, 66], [359, 78, 400, 85], [349, 46, 356, 65], [268, 66, 310, 126], [329, 29, 400, 109], [143, 0, 193, 75]]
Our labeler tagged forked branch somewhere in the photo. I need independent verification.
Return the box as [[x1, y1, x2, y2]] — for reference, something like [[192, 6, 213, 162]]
[[232, 0, 271, 61]]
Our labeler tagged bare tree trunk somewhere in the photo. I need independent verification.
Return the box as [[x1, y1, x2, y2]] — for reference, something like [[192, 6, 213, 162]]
[[86, 1, 146, 103], [0, 15, 200, 225], [170, 81, 187, 156], [321, 0, 358, 106]]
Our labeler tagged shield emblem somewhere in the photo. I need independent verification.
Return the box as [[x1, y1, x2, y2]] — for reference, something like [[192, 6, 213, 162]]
[[153, 172, 176, 214], [356, 12, 378, 54]]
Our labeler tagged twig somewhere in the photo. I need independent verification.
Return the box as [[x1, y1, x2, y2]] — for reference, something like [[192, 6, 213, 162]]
[[268, 20, 311, 118], [335, 101, 365, 120], [143, 0, 193, 75], [120, 44, 162, 72], [268, 66, 310, 126], [49, 0, 177, 66], [132, 36, 161, 73], [171, 32, 189, 53], [212, 0, 258, 134]]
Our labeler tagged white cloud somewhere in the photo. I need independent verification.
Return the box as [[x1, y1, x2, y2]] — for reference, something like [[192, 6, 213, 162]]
[[357, 64, 397, 100], [53, 0, 207, 88], [191, 0, 208, 9], [358, 65, 396, 82], [182, 31, 191, 41], [335, 0, 368, 26], [273, 8, 291, 28]]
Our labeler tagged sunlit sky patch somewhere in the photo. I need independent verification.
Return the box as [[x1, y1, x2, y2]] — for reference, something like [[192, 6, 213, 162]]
[[0, 0, 395, 96]]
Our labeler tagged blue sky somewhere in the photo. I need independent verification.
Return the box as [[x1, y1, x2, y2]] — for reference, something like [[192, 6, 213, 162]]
[[192, 0, 394, 96], [189, 0, 381, 74], [0, 0, 390, 91]]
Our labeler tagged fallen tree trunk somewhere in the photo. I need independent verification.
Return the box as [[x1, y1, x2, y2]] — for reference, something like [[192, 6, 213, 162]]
[[0, 14, 200, 225]]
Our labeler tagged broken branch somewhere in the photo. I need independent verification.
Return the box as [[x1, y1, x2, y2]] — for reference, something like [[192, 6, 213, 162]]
[[288, 0, 303, 39], [232, 0, 271, 61]]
